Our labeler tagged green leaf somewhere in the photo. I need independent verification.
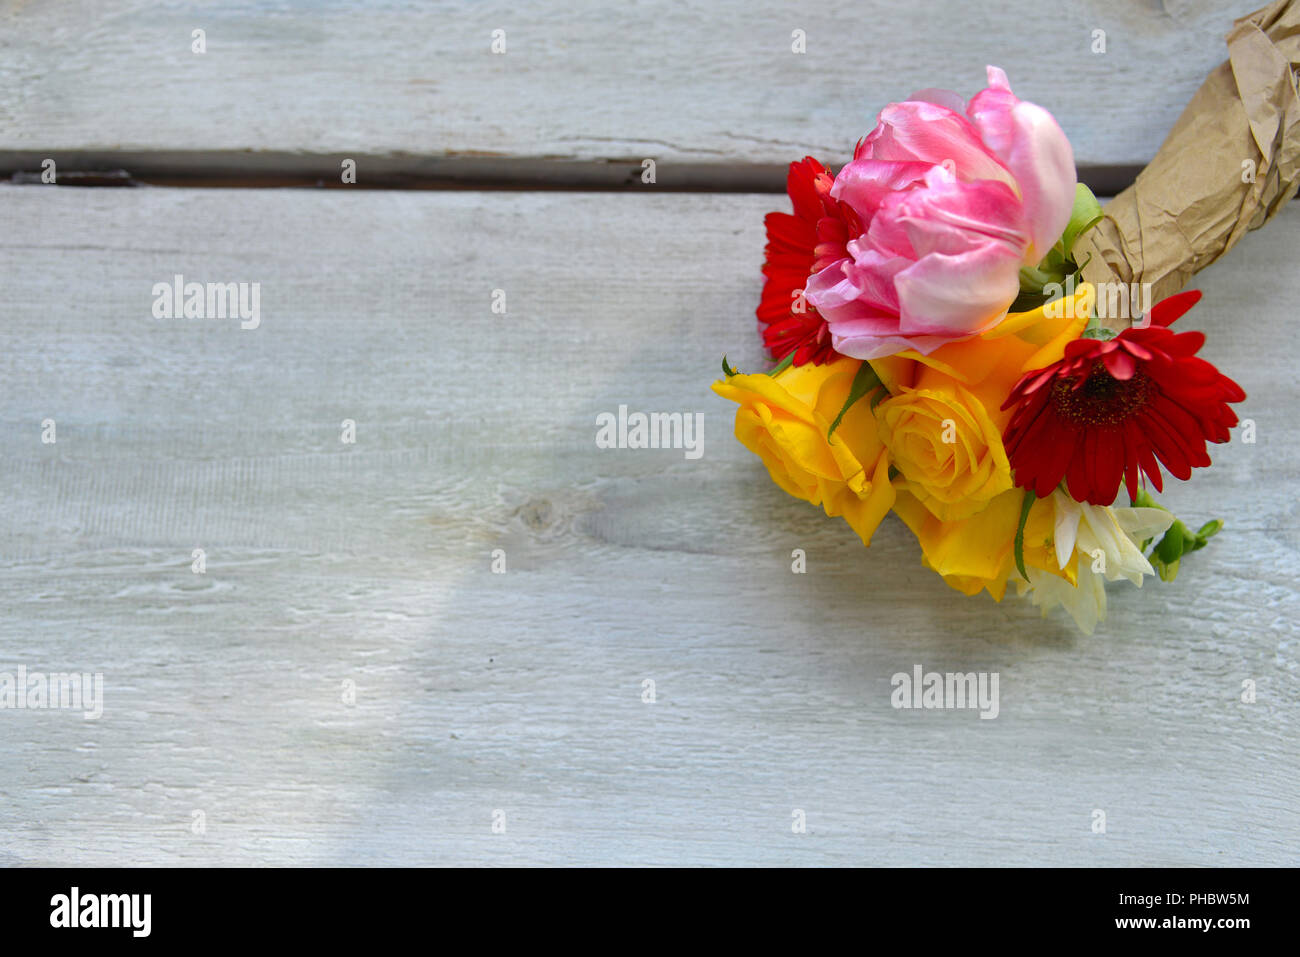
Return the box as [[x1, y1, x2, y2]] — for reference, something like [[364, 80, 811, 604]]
[[1062, 183, 1104, 256], [1150, 520, 1186, 582], [1017, 262, 1068, 300], [767, 350, 796, 377], [1013, 489, 1037, 582], [1009, 287, 1054, 313], [1040, 243, 1069, 271], [1196, 519, 1224, 540], [1138, 496, 1226, 582], [1155, 521, 1185, 565], [721, 355, 738, 378], [1185, 518, 1224, 553], [1080, 326, 1117, 341], [827, 362, 883, 439]]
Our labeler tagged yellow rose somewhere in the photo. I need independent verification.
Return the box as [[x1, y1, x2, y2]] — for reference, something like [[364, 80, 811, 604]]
[[872, 283, 1095, 522], [712, 357, 895, 546], [893, 486, 1070, 600], [875, 380, 1011, 522]]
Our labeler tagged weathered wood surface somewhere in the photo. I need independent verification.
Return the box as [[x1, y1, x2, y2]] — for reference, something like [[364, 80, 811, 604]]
[[0, 0, 1253, 172], [0, 187, 1295, 865]]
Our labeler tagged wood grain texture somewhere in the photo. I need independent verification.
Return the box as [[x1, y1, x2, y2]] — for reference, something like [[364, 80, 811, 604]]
[[0, 186, 1295, 865], [0, 0, 1255, 171]]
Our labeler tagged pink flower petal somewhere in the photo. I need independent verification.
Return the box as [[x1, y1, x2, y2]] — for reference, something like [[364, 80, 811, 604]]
[[884, 166, 1029, 259], [966, 66, 1075, 261], [859, 100, 1015, 189], [829, 159, 932, 221], [894, 240, 1022, 336]]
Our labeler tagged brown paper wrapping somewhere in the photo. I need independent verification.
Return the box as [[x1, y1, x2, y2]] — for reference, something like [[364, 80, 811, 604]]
[[1076, 0, 1300, 314]]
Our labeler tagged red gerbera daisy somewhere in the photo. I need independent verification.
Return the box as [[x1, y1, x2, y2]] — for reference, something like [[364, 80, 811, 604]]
[[758, 157, 861, 366], [1001, 290, 1246, 506]]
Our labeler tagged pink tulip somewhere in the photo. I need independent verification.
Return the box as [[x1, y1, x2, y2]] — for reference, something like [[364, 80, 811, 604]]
[[805, 67, 1076, 360]]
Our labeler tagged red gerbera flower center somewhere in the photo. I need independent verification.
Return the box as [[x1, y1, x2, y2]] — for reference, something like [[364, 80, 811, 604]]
[[1049, 365, 1153, 427]]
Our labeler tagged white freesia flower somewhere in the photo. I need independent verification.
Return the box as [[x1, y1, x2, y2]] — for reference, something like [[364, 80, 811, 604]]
[[1020, 564, 1108, 635], [1016, 489, 1174, 633]]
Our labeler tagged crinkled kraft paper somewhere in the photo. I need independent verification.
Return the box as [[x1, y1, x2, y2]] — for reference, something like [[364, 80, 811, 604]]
[[1077, 0, 1300, 312]]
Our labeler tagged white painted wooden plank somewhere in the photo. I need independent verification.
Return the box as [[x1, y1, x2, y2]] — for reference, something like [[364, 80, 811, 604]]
[[0, 0, 1249, 169], [0, 186, 1295, 865]]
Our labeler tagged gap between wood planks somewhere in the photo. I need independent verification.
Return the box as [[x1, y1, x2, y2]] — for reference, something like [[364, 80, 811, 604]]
[[0, 150, 1143, 193]]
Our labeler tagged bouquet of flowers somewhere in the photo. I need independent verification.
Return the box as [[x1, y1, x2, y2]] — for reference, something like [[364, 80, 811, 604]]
[[712, 41, 1298, 632]]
